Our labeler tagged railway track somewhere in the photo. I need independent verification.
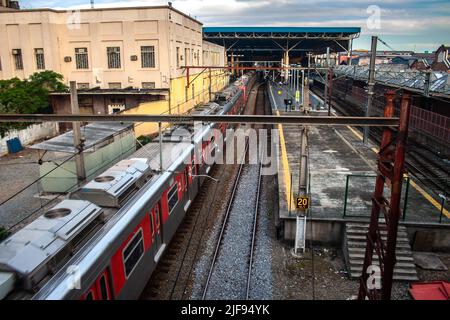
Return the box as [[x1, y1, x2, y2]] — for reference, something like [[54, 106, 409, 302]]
[[140, 80, 267, 300], [201, 84, 268, 300], [311, 85, 450, 197]]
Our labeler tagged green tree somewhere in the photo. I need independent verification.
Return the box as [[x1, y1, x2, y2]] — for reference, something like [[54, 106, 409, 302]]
[[0, 71, 67, 137], [0, 226, 9, 242]]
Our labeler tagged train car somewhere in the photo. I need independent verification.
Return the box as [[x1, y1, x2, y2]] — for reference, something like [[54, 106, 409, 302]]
[[0, 72, 256, 300]]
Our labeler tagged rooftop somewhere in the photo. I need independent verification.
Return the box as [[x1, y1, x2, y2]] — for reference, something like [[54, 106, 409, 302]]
[[203, 26, 361, 35], [31, 122, 133, 154], [203, 26, 361, 59], [0, 5, 203, 25]]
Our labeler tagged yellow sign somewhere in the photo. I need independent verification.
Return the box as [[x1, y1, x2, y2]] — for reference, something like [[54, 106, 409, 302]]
[[295, 90, 300, 103], [296, 196, 310, 210], [278, 90, 283, 95]]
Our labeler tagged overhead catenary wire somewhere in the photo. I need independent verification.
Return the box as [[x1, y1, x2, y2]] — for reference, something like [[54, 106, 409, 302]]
[[0, 152, 78, 209], [4, 138, 141, 232], [0, 72, 229, 227]]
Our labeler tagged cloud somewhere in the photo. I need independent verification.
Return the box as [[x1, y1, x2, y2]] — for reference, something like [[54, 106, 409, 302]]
[[18, 0, 449, 51]]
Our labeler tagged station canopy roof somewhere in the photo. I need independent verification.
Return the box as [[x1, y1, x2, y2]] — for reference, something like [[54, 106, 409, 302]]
[[203, 26, 361, 61]]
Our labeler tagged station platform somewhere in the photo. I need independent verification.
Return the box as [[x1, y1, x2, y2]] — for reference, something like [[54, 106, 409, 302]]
[[267, 81, 450, 241]]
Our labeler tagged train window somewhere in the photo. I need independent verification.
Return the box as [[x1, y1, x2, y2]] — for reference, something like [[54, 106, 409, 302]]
[[99, 275, 109, 300], [85, 291, 94, 300], [167, 183, 179, 214], [154, 204, 160, 228], [149, 213, 154, 236], [123, 229, 144, 278], [191, 158, 197, 175], [185, 167, 190, 186]]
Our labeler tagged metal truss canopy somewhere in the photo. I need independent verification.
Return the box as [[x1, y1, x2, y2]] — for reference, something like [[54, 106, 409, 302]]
[[0, 114, 398, 126], [203, 26, 361, 58], [203, 27, 361, 40], [332, 65, 450, 99]]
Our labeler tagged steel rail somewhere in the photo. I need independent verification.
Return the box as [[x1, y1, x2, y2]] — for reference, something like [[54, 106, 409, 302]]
[[201, 138, 250, 300], [0, 114, 399, 126], [245, 137, 264, 300]]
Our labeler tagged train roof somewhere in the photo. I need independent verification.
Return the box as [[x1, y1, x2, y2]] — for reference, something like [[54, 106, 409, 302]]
[[0, 72, 254, 300], [0, 200, 103, 291]]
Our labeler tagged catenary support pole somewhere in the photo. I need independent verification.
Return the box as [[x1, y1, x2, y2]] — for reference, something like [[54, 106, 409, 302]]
[[69, 81, 86, 186], [364, 36, 378, 145]]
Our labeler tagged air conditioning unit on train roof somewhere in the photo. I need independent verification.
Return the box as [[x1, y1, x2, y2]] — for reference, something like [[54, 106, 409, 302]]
[[0, 200, 104, 292], [70, 159, 152, 208], [191, 102, 221, 116]]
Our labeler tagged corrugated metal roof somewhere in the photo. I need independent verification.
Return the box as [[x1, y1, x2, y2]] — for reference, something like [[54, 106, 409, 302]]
[[30, 122, 133, 154], [203, 26, 361, 34], [332, 65, 450, 97]]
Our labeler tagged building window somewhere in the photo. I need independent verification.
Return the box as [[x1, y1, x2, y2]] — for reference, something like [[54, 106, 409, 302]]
[[142, 82, 156, 89], [35, 48, 45, 70], [108, 97, 125, 114], [75, 48, 89, 69], [123, 229, 144, 278], [197, 50, 200, 66], [108, 82, 122, 89], [184, 48, 189, 67], [107, 47, 121, 69], [141, 46, 155, 68], [167, 183, 179, 214], [12, 49, 23, 70], [77, 83, 90, 90], [176, 47, 180, 68]]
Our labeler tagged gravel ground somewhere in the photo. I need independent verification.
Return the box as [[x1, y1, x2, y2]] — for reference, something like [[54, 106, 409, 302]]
[[248, 173, 273, 300], [271, 245, 414, 300], [201, 164, 261, 300], [416, 252, 450, 282], [0, 148, 48, 230]]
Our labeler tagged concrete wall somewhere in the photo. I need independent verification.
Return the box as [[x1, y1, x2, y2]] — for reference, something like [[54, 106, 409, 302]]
[[0, 6, 204, 89], [284, 217, 450, 253], [406, 225, 450, 253], [0, 122, 59, 156], [121, 99, 170, 137], [284, 218, 344, 246]]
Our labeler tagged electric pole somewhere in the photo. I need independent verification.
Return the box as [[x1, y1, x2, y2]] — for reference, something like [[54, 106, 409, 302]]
[[70, 81, 86, 186], [364, 36, 378, 145]]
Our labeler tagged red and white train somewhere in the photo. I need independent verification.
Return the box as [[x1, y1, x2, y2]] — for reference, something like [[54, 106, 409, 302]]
[[0, 73, 256, 300]]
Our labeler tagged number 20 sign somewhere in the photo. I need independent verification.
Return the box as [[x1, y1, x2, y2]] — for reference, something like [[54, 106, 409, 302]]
[[296, 196, 309, 211]]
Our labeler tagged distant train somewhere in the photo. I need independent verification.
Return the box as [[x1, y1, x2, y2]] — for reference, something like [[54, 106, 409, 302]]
[[0, 72, 256, 300]]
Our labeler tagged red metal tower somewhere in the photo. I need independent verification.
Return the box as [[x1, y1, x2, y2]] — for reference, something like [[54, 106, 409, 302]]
[[358, 90, 412, 300]]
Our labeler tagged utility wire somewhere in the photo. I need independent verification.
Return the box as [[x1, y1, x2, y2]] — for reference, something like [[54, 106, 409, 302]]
[[0, 152, 78, 208], [2, 72, 230, 228], [377, 37, 396, 52]]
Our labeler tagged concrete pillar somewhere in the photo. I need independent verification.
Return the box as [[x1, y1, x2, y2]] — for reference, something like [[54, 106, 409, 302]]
[[284, 50, 290, 83]]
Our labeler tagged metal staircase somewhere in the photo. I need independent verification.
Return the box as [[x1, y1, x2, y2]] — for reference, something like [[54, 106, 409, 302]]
[[358, 90, 415, 300], [344, 222, 418, 281]]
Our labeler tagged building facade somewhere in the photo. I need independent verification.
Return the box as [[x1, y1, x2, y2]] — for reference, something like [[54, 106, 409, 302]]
[[0, 0, 19, 11], [0, 5, 228, 134]]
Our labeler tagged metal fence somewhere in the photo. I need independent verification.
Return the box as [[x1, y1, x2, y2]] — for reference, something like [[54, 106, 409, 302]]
[[410, 106, 450, 143], [342, 174, 449, 224]]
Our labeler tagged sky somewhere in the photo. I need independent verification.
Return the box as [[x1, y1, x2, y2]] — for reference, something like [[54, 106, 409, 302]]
[[18, 0, 450, 53]]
